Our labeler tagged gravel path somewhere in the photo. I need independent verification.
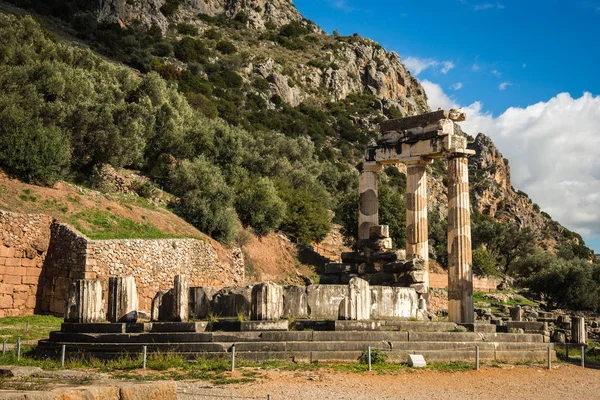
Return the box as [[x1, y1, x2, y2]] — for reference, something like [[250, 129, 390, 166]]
[[177, 364, 600, 400]]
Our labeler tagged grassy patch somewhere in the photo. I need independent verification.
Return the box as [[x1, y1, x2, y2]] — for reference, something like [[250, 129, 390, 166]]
[[0, 315, 63, 344], [69, 210, 184, 240], [473, 291, 537, 312]]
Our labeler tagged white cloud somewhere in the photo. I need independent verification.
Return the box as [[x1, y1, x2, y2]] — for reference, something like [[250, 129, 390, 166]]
[[441, 61, 455, 74], [422, 82, 600, 242], [472, 63, 481, 71], [326, 0, 354, 11], [404, 57, 455, 76], [491, 69, 502, 77], [522, 63, 527, 68], [499, 82, 511, 90], [451, 82, 464, 91]]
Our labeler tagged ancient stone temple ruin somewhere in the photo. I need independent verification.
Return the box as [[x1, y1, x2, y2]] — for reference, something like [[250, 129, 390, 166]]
[[38, 110, 558, 364], [357, 109, 475, 324]]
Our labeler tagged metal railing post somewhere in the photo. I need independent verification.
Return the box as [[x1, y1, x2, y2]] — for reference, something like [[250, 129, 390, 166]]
[[143, 346, 147, 369], [16, 337, 21, 361], [368, 346, 372, 371], [61, 345, 66, 368], [547, 347, 551, 370], [231, 344, 236, 372], [476, 346, 480, 371]]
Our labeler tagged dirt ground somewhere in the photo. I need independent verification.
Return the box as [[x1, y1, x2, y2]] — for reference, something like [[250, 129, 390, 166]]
[[177, 364, 600, 400]]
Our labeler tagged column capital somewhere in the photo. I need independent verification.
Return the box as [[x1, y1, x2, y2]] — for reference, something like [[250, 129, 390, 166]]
[[404, 157, 434, 166], [362, 161, 383, 173], [446, 150, 476, 160]]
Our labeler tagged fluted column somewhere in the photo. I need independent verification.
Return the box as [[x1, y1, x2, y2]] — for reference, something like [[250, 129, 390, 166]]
[[358, 162, 382, 240], [447, 155, 473, 324], [406, 161, 429, 294]]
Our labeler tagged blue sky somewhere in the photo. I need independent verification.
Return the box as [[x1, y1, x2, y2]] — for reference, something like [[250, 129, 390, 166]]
[[296, 0, 600, 253]]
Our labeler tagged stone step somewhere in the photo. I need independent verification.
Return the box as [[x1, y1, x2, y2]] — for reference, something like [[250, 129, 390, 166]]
[[36, 346, 554, 364]]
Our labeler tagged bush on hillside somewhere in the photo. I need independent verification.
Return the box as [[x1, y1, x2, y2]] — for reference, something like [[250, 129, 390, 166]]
[[235, 177, 286, 237]]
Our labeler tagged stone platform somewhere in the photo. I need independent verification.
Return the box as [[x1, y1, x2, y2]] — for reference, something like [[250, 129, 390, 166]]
[[37, 321, 554, 364]]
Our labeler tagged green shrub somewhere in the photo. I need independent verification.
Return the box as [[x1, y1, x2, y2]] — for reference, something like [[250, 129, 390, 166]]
[[160, 0, 181, 17], [277, 182, 331, 243], [235, 177, 286, 237], [204, 28, 222, 40], [174, 37, 208, 62], [472, 247, 497, 277], [216, 40, 237, 54], [168, 157, 238, 243], [358, 349, 387, 364], [177, 23, 198, 36], [152, 41, 174, 57]]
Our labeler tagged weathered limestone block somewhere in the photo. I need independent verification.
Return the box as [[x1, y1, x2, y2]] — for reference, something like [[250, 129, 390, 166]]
[[283, 286, 308, 318], [65, 279, 104, 323], [370, 286, 418, 319], [307, 285, 348, 319], [211, 286, 253, 318], [108, 276, 139, 323], [189, 286, 216, 320], [369, 225, 389, 239], [447, 156, 474, 324], [251, 282, 283, 321], [357, 238, 393, 251], [173, 274, 189, 322], [358, 162, 382, 240], [510, 306, 522, 322], [151, 290, 173, 322], [409, 269, 426, 284], [338, 278, 370, 320], [323, 263, 358, 274], [406, 162, 429, 269], [341, 252, 367, 264], [572, 316, 587, 344]]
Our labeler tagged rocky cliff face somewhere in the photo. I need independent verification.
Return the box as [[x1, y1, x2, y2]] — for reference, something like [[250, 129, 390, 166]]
[[98, 0, 303, 32]]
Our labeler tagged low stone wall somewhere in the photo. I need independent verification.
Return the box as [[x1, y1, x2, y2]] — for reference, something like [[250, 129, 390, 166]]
[[1, 209, 245, 317], [86, 237, 243, 310], [0, 210, 52, 317], [429, 273, 501, 292]]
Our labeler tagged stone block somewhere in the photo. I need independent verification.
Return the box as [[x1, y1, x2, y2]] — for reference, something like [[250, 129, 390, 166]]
[[338, 278, 370, 321], [340, 273, 359, 284], [319, 275, 341, 284], [211, 286, 253, 318], [251, 282, 283, 321], [370, 286, 418, 319], [240, 320, 289, 331], [64, 279, 104, 323], [408, 354, 427, 368], [369, 251, 399, 263], [367, 272, 395, 285], [283, 286, 307, 318], [362, 238, 392, 251], [119, 381, 178, 400], [323, 263, 358, 275], [510, 306, 522, 322], [409, 270, 426, 283], [341, 252, 367, 264], [380, 110, 453, 133], [151, 290, 173, 322], [108, 276, 139, 323], [189, 286, 215, 320], [410, 283, 428, 294], [306, 285, 348, 319], [406, 257, 426, 271], [369, 225, 389, 239], [173, 274, 189, 322]]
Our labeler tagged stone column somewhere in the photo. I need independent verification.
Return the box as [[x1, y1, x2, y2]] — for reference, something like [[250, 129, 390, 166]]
[[65, 279, 104, 323], [510, 305, 522, 322], [447, 155, 474, 324], [572, 316, 587, 344], [339, 277, 371, 320], [358, 162, 382, 240], [406, 161, 430, 297], [251, 282, 283, 321], [173, 274, 189, 322], [108, 276, 139, 323]]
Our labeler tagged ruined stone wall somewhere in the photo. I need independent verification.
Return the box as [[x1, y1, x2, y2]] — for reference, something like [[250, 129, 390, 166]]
[[40, 223, 88, 315], [0, 210, 52, 317], [86, 238, 244, 310], [1, 209, 245, 317]]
